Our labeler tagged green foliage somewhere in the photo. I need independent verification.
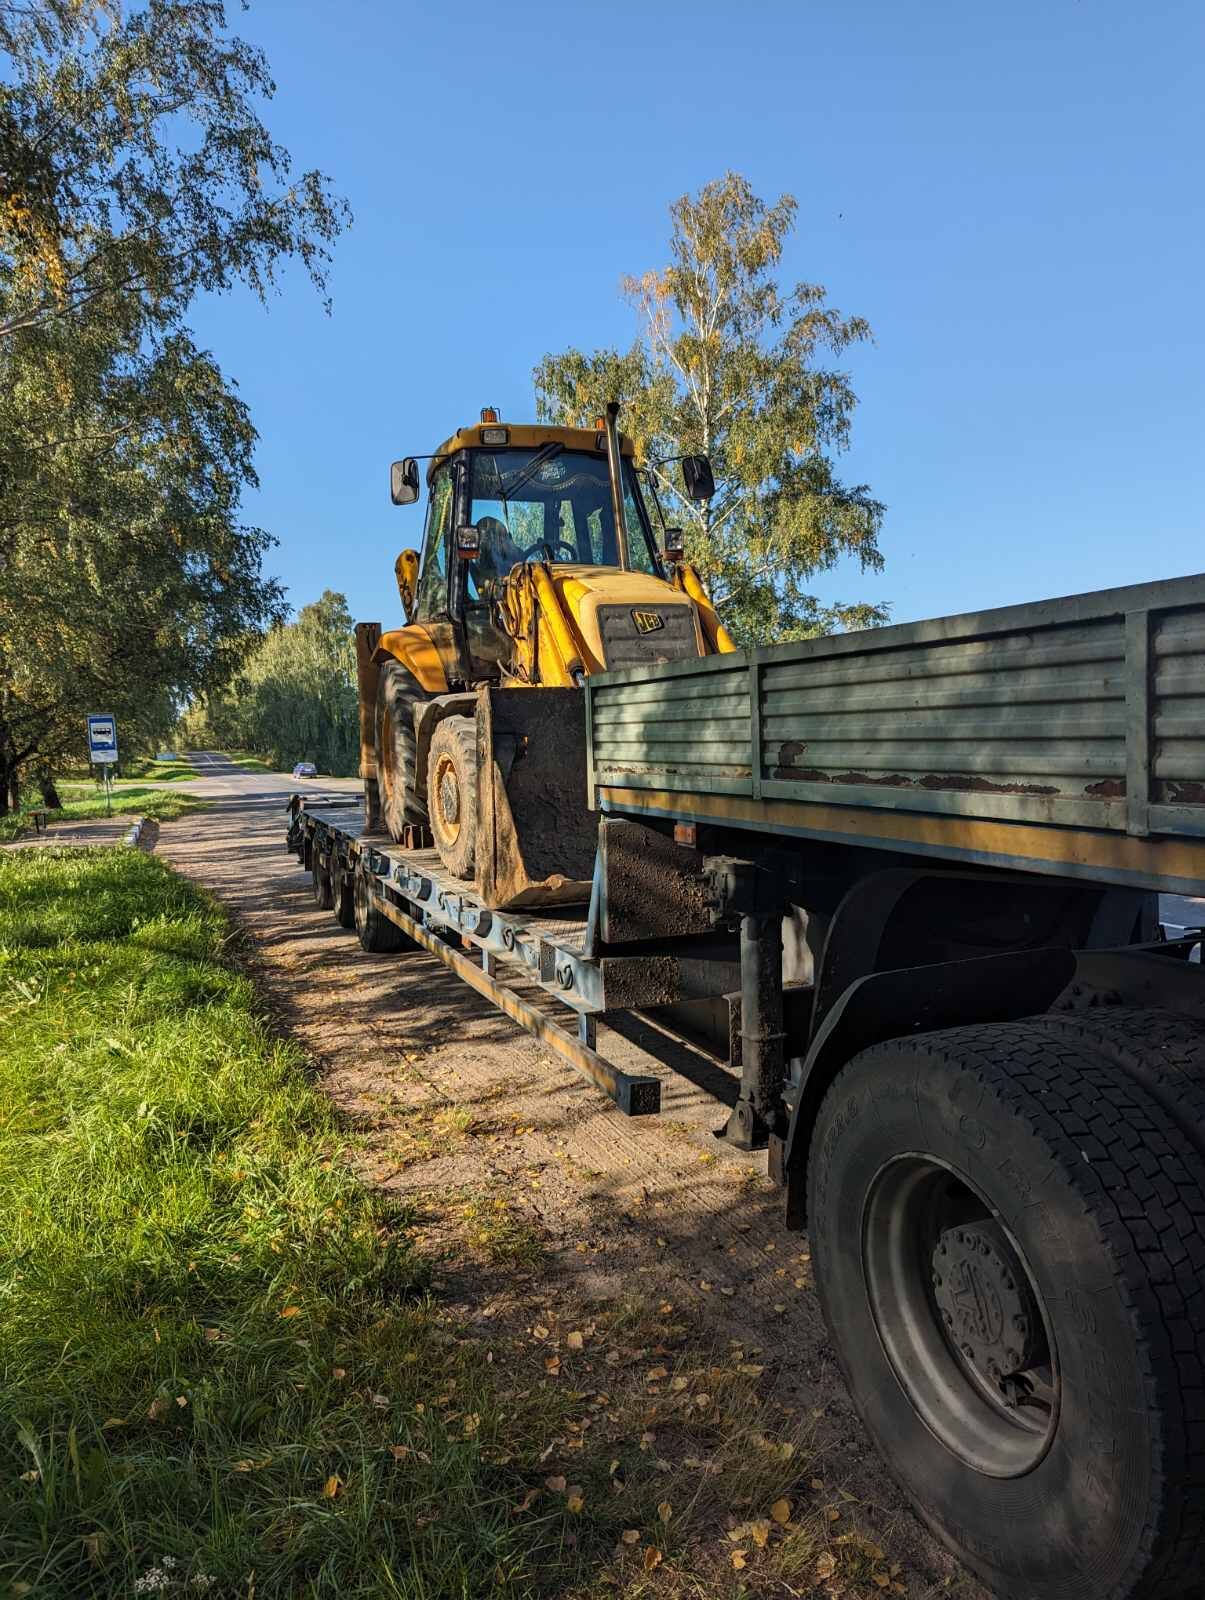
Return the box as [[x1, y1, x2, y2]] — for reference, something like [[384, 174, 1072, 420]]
[[0, 1, 349, 806], [183, 591, 360, 776], [534, 172, 888, 644]]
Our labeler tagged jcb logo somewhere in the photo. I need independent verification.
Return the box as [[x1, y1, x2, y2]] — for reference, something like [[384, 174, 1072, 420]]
[[632, 609, 664, 635]]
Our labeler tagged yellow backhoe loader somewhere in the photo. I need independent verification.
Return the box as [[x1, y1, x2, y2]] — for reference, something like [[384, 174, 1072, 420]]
[[354, 402, 734, 909]]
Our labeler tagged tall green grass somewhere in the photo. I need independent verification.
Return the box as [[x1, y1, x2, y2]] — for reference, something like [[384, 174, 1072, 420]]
[[0, 851, 580, 1597]]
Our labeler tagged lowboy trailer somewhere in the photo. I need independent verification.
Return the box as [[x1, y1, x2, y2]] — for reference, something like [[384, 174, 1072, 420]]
[[288, 572, 1205, 1600]]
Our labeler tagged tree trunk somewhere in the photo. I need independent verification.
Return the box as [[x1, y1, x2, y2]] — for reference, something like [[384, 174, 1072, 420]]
[[36, 766, 61, 809]]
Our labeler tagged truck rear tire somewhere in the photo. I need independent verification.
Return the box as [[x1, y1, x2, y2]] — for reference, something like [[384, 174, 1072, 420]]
[[1036, 1007, 1205, 1160], [311, 851, 334, 910], [807, 1020, 1205, 1600], [332, 860, 356, 929], [427, 716, 477, 880], [376, 660, 428, 842], [353, 863, 413, 954]]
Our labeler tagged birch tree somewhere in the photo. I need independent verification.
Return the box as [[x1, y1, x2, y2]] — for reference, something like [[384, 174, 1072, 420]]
[[534, 173, 887, 643]]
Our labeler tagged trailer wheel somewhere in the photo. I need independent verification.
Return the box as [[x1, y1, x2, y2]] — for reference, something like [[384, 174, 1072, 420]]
[[427, 716, 477, 880], [376, 660, 429, 842], [353, 863, 412, 954], [332, 861, 356, 929], [311, 851, 334, 910], [1037, 1007, 1205, 1160], [808, 1020, 1205, 1600]]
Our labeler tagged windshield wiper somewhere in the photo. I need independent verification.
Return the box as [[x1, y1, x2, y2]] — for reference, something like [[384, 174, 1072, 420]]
[[499, 441, 564, 500]]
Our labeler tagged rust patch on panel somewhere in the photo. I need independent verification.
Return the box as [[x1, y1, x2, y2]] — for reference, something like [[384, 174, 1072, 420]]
[[770, 764, 1059, 798], [1085, 778, 1126, 799], [1166, 781, 1205, 805]]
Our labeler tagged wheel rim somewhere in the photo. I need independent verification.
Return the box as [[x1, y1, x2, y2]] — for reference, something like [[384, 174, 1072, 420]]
[[862, 1154, 1059, 1477], [433, 752, 461, 844]]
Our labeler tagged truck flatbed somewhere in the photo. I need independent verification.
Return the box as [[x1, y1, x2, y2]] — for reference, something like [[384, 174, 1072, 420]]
[[586, 572, 1205, 897]]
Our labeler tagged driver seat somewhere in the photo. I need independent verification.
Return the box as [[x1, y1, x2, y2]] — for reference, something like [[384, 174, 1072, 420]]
[[475, 515, 525, 581]]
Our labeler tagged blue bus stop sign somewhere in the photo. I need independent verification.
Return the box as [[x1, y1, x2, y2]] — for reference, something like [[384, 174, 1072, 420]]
[[87, 714, 118, 765]]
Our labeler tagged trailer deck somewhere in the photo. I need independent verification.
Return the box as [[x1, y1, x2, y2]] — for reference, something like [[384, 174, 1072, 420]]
[[287, 795, 751, 1116]]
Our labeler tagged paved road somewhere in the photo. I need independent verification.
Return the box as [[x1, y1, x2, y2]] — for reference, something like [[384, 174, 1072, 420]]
[[175, 750, 361, 804]]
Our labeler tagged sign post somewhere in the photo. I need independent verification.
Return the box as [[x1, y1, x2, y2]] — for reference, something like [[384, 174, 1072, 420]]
[[86, 715, 118, 817]]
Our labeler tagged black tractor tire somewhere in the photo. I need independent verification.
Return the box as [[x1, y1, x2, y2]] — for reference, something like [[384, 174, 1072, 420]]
[[363, 775, 382, 834], [332, 860, 356, 929], [311, 850, 334, 910], [426, 716, 477, 881], [807, 1019, 1205, 1600], [1036, 1007, 1205, 1160], [375, 659, 429, 843], [353, 862, 413, 954]]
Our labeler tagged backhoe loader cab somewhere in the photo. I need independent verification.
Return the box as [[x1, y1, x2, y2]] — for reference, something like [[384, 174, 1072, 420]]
[[356, 404, 733, 908]]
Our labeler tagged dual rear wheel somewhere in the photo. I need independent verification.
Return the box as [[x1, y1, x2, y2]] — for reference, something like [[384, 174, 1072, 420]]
[[809, 1012, 1205, 1600]]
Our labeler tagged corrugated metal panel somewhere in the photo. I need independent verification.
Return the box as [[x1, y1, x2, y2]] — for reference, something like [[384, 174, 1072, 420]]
[[586, 573, 1205, 844], [760, 617, 1127, 805], [1152, 609, 1205, 825], [591, 660, 751, 791]]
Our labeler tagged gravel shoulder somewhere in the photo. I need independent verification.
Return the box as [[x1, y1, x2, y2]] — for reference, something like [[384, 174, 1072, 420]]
[[155, 770, 983, 1597]]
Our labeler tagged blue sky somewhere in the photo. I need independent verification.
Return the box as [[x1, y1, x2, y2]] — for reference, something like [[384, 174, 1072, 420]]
[[189, 0, 1204, 631]]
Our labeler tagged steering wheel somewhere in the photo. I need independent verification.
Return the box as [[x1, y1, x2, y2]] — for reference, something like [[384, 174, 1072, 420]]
[[522, 540, 577, 564]]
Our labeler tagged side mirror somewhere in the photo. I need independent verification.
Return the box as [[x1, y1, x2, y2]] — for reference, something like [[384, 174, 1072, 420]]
[[681, 454, 715, 503], [455, 523, 481, 560], [663, 527, 685, 563], [395, 548, 419, 620], [390, 458, 420, 505]]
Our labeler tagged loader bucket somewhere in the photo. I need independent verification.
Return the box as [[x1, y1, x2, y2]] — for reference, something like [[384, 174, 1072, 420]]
[[475, 686, 598, 910]]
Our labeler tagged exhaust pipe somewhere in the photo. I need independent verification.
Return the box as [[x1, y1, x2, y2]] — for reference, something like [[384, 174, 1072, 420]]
[[602, 400, 630, 572]]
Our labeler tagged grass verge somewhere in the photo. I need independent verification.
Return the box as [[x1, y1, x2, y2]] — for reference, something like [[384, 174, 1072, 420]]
[[0, 850, 907, 1598], [0, 786, 208, 844], [117, 756, 204, 783]]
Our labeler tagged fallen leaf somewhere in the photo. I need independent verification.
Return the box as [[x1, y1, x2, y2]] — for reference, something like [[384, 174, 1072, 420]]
[[545, 1355, 561, 1376], [816, 1551, 837, 1579], [567, 1490, 585, 1513], [731, 1550, 748, 1569], [670, 1376, 689, 1392], [203, 1327, 221, 1342], [750, 1518, 771, 1548], [332, 1367, 347, 1379], [643, 1546, 662, 1571], [389, 1445, 410, 1461], [873, 1573, 890, 1589], [658, 1500, 673, 1524], [826, 1506, 841, 1523], [323, 1475, 343, 1498], [695, 1394, 712, 1410], [609, 1459, 620, 1474], [647, 1365, 668, 1381], [810, 1476, 825, 1490], [566, 1331, 584, 1351], [512, 1488, 540, 1514], [175, 1396, 188, 1408], [146, 1397, 169, 1421], [773, 1303, 787, 1314], [658, 1301, 673, 1315], [371, 1393, 389, 1408], [533, 1324, 549, 1338], [19, 1469, 39, 1483], [102, 1418, 127, 1430], [620, 1528, 641, 1545], [545, 1474, 567, 1492], [280, 1306, 301, 1319], [771, 1497, 792, 1524]]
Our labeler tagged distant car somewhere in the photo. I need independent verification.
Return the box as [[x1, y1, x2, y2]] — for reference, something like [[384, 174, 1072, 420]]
[[292, 761, 318, 779]]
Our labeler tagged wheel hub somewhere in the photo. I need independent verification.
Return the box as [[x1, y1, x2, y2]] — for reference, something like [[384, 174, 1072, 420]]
[[932, 1219, 1042, 1392], [437, 762, 460, 828]]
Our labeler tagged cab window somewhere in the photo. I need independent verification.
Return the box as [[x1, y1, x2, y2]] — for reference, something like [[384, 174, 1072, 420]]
[[417, 467, 453, 617], [467, 449, 660, 587]]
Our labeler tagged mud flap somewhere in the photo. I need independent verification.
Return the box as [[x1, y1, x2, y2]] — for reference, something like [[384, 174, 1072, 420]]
[[475, 686, 598, 909]]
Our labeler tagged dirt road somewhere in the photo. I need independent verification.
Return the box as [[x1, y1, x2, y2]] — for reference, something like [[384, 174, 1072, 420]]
[[155, 760, 979, 1596]]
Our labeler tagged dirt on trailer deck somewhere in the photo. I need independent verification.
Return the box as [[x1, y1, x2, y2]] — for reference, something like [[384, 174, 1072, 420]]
[[156, 783, 985, 1599]]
